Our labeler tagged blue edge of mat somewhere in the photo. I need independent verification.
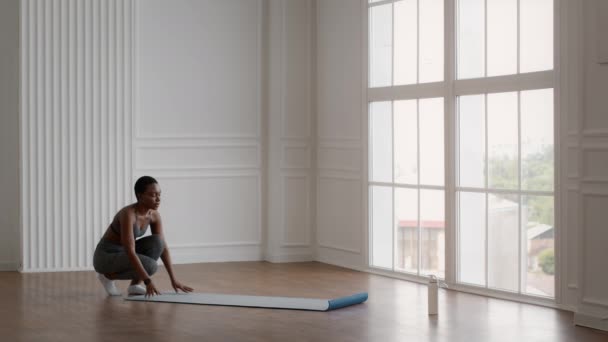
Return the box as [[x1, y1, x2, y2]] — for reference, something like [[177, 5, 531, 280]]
[[327, 292, 368, 311]]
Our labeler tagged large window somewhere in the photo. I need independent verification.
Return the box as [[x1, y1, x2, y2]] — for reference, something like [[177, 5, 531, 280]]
[[368, 0, 555, 298]]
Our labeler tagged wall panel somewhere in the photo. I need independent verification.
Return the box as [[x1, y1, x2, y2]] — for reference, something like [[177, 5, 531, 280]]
[[134, 0, 264, 264], [21, 0, 134, 271]]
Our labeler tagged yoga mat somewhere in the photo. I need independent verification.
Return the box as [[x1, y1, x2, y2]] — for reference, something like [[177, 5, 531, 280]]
[[125, 292, 368, 311]]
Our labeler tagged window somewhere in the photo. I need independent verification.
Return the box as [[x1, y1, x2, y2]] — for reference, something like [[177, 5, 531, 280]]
[[368, 0, 555, 299]]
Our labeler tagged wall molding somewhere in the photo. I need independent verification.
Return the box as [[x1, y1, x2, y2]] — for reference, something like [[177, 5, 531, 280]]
[[281, 174, 311, 247], [142, 172, 260, 180], [318, 173, 362, 181], [574, 313, 608, 331], [582, 297, 608, 308], [582, 129, 608, 137], [579, 192, 608, 313], [281, 243, 311, 248], [318, 145, 362, 173], [265, 253, 314, 263], [318, 243, 361, 254], [0, 262, 19, 272], [135, 143, 260, 171], [171, 241, 261, 249], [281, 143, 311, 170], [318, 137, 362, 147]]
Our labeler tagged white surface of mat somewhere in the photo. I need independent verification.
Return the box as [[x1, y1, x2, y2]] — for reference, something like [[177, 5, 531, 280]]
[[125, 292, 331, 311]]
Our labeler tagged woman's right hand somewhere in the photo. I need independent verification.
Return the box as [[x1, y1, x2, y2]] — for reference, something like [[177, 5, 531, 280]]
[[145, 280, 161, 298]]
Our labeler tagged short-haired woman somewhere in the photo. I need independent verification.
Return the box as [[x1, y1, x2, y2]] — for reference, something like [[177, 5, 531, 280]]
[[93, 176, 193, 297]]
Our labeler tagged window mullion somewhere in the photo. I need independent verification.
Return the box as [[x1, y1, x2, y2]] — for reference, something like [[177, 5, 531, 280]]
[[484, 0, 487, 77], [445, 0, 457, 284], [518, 90, 522, 294], [484, 93, 489, 289], [392, 107, 396, 272], [453, 71, 555, 97], [416, 99, 421, 276], [391, 0, 395, 273]]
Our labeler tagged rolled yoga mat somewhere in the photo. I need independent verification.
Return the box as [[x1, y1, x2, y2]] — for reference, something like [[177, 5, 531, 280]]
[[124, 292, 368, 311]]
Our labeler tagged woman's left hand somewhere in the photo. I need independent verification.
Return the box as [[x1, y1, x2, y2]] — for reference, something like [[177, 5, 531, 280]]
[[171, 280, 194, 294]]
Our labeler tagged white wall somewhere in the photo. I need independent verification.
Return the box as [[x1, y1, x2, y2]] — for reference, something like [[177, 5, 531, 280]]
[[572, 0, 608, 331], [134, 0, 265, 263], [315, 0, 365, 270], [13, 0, 317, 270], [0, 0, 20, 271], [265, 0, 315, 262]]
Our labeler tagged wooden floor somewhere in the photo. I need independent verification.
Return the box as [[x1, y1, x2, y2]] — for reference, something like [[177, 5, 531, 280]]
[[0, 262, 606, 342]]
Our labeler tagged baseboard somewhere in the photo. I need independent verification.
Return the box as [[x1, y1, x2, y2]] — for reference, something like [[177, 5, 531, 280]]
[[315, 254, 364, 272], [0, 262, 19, 271], [20, 266, 94, 273], [316, 246, 363, 271], [170, 245, 263, 264], [265, 253, 313, 263], [574, 313, 608, 332]]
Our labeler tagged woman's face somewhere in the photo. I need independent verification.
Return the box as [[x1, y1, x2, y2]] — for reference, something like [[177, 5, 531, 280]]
[[138, 183, 161, 210]]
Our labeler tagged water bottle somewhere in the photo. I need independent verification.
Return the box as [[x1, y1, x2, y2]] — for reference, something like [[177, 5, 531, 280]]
[[428, 275, 438, 315]]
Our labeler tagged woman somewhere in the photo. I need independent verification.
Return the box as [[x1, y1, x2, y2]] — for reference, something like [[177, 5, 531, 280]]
[[93, 176, 193, 297]]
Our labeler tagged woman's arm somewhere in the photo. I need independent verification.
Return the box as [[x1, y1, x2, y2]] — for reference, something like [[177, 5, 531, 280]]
[[120, 209, 154, 283], [151, 211, 193, 293]]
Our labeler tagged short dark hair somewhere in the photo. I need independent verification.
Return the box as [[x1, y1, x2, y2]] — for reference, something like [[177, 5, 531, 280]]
[[134, 176, 158, 200]]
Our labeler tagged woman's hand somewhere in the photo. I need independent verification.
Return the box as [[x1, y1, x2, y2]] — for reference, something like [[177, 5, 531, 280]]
[[171, 280, 194, 294], [145, 280, 161, 298]]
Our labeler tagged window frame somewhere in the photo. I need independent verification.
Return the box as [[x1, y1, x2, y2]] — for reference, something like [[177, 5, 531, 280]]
[[363, 0, 560, 306]]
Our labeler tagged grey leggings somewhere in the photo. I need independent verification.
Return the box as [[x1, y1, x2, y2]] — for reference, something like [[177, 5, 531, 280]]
[[93, 235, 165, 280]]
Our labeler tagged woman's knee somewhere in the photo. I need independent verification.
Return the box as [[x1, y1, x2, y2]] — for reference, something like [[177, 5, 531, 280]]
[[143, 259, 158, 275], [150, 235, 165, 250], [143, 234, 165, 251]]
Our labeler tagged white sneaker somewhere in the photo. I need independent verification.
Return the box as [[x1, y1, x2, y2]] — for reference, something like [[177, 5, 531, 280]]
[[128, 284, 146, 296], [97, 273, 121, 296]]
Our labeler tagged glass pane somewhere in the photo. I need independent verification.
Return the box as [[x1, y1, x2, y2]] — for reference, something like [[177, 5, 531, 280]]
[[421, 189, 445, 279], [394, 0, 417, 85], [370, 4, 393, 87], [394, 100, 418, 185], [457, 0, 485, 79], [370, 102, 393, 183], [395, 188, 418, 273], [488, 92, 518, 190], [520, 0, 554, 73], [488, 193, 519, 292], [521, 89, 554, 191], [419, 98, 444, 186], [419, 0, 444, 83], [522, 195, 554, 297], [459, 192, 486, 286], [487, 0, 517, 76], [458, 95, 486, 188], [371, 186, 393, 269]]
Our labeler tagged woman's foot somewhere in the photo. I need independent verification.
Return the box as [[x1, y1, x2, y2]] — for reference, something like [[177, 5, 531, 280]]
[[97, 273, 121, 296], [127, 284, 146, 296]]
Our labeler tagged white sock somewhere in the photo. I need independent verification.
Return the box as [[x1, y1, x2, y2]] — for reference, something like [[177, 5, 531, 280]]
[[127, 284, 146, 296], [97, 273, 121, 296]]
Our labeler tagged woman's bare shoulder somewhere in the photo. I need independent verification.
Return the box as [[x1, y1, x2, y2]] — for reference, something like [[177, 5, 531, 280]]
[[116, 204, 137, 219], [150, 209, 162, 221]]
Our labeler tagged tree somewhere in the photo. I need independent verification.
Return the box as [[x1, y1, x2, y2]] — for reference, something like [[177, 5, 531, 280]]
[[488, 145, 554, 226], [539, 248, 555, 275]]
